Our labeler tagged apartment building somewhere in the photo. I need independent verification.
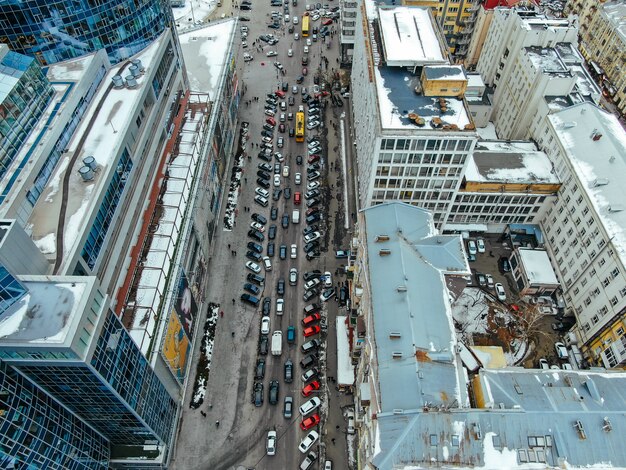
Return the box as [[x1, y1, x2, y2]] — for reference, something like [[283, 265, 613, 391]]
[[535, 102, 626, 368], [351, 202, 626, 469], [570, 0, 626, 116], [351, 4, 478, 226], [339, 0, 358, 63]]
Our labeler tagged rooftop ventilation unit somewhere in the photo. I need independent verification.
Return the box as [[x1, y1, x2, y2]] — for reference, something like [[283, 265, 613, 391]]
[[112, 74, 124, 88], [82, 156, 97, 171], [129, 64, 141, 78], [392, 352, 403, 358], [389, 332, 402, 339], [375, 235, 389, 242], [379, 249, 391, 256], [608, 204, 625, 213], [574, 420, 587, 440], [396, 285, 407, 292], [131, 59, 145, 72], [603, 417, 612, 432], [126, 75, 138, 88], [592, 178, 609, 187], [79, 166, 94, 181], [392, 409, 404, 414], [591, 129, 603, 141]]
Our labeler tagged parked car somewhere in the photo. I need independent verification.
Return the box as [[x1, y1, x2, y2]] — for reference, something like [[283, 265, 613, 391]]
[[302, 380, 320, 396], [298, 430, 319, 453], [284, 396, 293, 418], [301, 338, 320, 353], [495, 283, 506, 301], [255, 358, 266, 380], [299, 397, 322, 416], [301, 368, 318, 382], [269, 380, 279, 405], [240, 293, 260, 306], [477, 238, 486, 253], [253, 382, 264, 406], [555, 342, 568, 359], [284, 359, 294, 383], [467, 240, 477, 255], [300, 415, 320, 431]]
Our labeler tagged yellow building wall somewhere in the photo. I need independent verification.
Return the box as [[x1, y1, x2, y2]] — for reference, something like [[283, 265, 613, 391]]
[[586, 313, 626, 369], [462, 181, 561, 194], [422, 77, 467, 97]]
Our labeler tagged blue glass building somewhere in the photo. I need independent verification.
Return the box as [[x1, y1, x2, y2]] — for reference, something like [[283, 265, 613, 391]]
[[0, 273, 179, 466], [0, 0, 176, 65]]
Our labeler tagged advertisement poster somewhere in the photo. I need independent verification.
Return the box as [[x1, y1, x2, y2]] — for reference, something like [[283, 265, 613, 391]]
[[162, 312, 190, 383], [175, 270, 197, 339]]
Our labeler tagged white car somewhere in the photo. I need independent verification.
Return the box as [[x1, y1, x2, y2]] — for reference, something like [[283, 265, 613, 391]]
[[282, 165, 290, 177], [495, 283, 506, 301], [467, 240, 477, 255], [243, 53, 253, 62], [555, 342, 568, 359], [299, 397, 322, 416], [304, 45, 309, 54], [307, 181, 320, 190], [250, 221, 265, 232], [539, 358, 549, 370], [295, 172, 302, 185], [263, 256, 272, 271], [288, 49, 293, 57], [308, 171, 321, 181], [284, 14, 290, 22], [289, 267, 298, 284], [277, 136, 284, 148], [477, 238, 486, 253], [294, 32, 300, 40], [291, 244, 298, 259], [266, 50, 278, 57], [298, 430, 319, 453], [304, 231, 321, 243], [306, 38, 312, 46], [261, 316, 271, 335], [246, 261, 261, 273], [274, 174, 281, 187], [312, 14, 320, 21], [293, 16, 299, 24], [306, 120, 320, 130], [266, 430, 277, 456], [304, 278, 321, 290], [323, 271, 332, 287], [276, 298, 284, 315], [254, 187, 269, 198]]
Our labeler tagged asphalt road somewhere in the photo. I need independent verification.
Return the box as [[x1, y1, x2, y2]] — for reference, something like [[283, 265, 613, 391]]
[[171, 3, 353, 470]]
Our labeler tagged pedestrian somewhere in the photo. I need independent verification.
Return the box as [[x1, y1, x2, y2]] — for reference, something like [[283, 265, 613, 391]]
[[332, 438, 336, 445], [336, 425, 340, 430], [231, 331, 235, 337], [201, 410, 207, 417], [228, 243, 231, 249], [220, 310, 224, 318], [216, 420, 220, 427], [244, 177, 248, 183], [232, 298, 235, 305], [234, 250, 237, 255]]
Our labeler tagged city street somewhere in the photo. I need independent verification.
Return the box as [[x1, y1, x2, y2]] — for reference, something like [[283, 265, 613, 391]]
[[171, 2, 357, 469]]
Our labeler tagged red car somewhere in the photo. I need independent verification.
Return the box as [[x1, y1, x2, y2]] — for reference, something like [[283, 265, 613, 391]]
[[302, 313, 321, 326], [300, 413, 320, 430], [308, 155, 320, 164], [303, 325, 321, 337], [266, 117, 276, 126], [302, 381, 321, 397], [275, 90, 286, 98], [323, 18, 333, 26], [294, 191, 301, 205], [302, 67, 308, 76]]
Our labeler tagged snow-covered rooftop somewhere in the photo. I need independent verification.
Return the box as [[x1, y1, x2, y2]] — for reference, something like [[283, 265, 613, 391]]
[[603, 1, 626, 43], [548, 103, 626, 267], [0, 278, 89, 346], [525, 46, 570, 76], [424, 65, 467, 82], [45, 52, 96, 82], [178, 19, 236, 95], [26, 34, 167, 272], [336, 316, 355, 386], [362, 202, 469, 413], [377, 6, 446, 67], [465, 140, 559, 184], [517, 248, 558, 286]]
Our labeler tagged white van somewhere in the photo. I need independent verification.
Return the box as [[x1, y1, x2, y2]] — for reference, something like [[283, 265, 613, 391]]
[[292, 209, 300, 224]]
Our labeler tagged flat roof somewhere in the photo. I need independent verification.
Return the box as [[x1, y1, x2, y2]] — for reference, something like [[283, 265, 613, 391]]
[[377, 6, 446, 67], [178, 19, 236, 95], [549, 103, 626, 267], [517, 248, 558, 285], [424, 65, 466, 81], [27, 34, 166, 272], [375, 67, 472, 131], [363, 202, 469, 413], [0, 277, 90, 346], [465, 141, 559, 184], [525, 46, 570, 76]]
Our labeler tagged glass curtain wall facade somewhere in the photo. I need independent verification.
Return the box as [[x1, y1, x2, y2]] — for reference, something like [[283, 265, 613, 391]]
[[12, 310, 177, 446], [0, 264, 27, 314], [0, 49, 54, 180], [0, 361, 110, 469], [0, 0, 176, 65]]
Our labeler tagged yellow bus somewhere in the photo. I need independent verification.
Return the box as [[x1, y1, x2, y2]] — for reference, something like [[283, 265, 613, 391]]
[[302, 14, 310, 37], [295, 112, 305, 142]]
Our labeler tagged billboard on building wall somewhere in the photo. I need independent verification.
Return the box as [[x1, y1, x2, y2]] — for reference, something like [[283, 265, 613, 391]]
[[162, 312, 191, 383], [175, 270, 197, 338]]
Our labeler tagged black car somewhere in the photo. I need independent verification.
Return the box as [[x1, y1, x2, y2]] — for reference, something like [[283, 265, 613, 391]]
[[269, 380, 279, 405], [246, 250, 262, 262], [303, 225, 318, 236], [301, 339, 320, 353], [257, 177, 270, 189], [296, 155, 303, 165], [281, 214, 290, 228], [247, 273, 265, 285], [241, 293, 260, 306], [240, 4, 251, 10], [303, 290, 317, 302], [499, 257, 511, 273], [261, 129, 273, 138], [253, 382, 264, 406], [268, 225, 277, 239], [296, 75, 304, 84], [300, 353, 318, 369], [240, 16, 251, 21], [282, 82, 289, 92], [339, 285, 348, 303], [268, 22, 280, 29], [279, 244, 287, 259], [262, 297, 271, 315], [247, 241, 263, 253], [306, 207, 319, 216], [272, 189, 282, 201], [248, 229, 264, 242], [304, 241, 319, 253], [274, 162, 281, 174], [258, 153, 272, 163], [284, 359, 293, 383], [252, 213, 267, 225], [267, 242, 275, 257], [244, 283, 261, 295], [306, 250, 320, 261], [263, 124, 274, 132], [277, 278, 285, 295], [303, 271, 321, 281], [258, 162, 272, 172], [305, 188, 321, 199], [289, 128, 295, 137], [284, 187, 292, 199], [259, 334, 269, 355], [255, 358, 266, 380], [271, 206, 278, 220], [288, 96, 295, 106], [307, 197, 321, 208], [283, 396, 293, 418], [306, 213, 321, 224]]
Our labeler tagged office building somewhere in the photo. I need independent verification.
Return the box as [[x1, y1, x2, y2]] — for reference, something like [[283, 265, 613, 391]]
[[0, 272, 177, 467], [350, 202, 626, 469], [351, 5, 478, 226], [534, 102, 626, 368], [339, 0, 358, 64], [0, 0, 177, 65], [567, 0, 626, 116]]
